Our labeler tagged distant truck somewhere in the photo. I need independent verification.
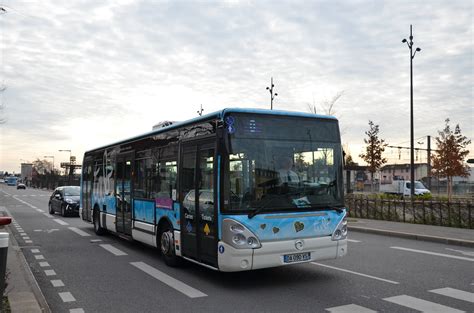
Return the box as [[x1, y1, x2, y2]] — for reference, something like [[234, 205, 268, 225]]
[[380, 180, 430, 197]]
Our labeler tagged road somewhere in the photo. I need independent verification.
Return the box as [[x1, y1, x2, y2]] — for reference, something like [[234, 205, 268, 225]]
[[1, 184, 473, 313]]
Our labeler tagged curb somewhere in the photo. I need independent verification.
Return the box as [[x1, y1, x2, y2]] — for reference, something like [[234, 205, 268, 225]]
[[348, 225, 474, 248], [7, 228, 51, 313]]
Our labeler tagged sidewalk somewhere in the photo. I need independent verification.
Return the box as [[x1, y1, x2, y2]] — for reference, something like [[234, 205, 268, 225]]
[[4, 228, 49, 313], [348, 218, 474, 247]]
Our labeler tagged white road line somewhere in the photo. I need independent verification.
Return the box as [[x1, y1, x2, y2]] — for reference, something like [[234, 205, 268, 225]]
[[25, 240, 33, 243], [12, 196, 37, 208], [347, 239, 361, 243], [23, 236, 30, 240], [100, 244, 127, 256], [53, 219, 69, 226], [383, 295, 465, 313], [68, 227, 91, 237], [31, 249, 40, 253], [311, 262, 399, 285], [39, 262, 50, 267], [391, 246, 474, 262], [70, 309, 85, 313], [429, 287, 474, 303], [90, 239, 102, 243], [44, 270, 56, 276], [34, 255, 45, 260], [34, 230, 42, 232], [43, 213, 53, 218], [51, 280, 65, 287], [36, 209, 44, 212], [19, 233, 27, 236], [326, 304, 377, 313], [59, 292, 76, 302], [130, 262, 207, 298], [445, 248, 474, 257]]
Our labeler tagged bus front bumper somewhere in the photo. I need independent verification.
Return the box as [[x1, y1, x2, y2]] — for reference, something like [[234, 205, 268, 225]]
[[217, 236, 347, 272]]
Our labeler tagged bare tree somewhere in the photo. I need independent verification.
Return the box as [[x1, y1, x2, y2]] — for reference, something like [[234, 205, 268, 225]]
[[359, 121, 387, 191], [431, 119, 471, 200], [307, 91, 344, 116]]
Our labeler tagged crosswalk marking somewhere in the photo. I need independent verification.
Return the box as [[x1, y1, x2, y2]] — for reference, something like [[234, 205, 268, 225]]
[[383, 295, 465, 313], [429, 287, 474, 303], [68, 227, 91, 237], [53, 219, 69, 226], [326, 304, 376, 313]]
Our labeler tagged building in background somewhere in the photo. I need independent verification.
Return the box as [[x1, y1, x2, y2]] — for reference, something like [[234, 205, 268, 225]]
[[21, 163, 33, 186]]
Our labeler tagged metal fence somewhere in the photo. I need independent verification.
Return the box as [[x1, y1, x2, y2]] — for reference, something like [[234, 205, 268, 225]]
[[345, 194, 473, 229]]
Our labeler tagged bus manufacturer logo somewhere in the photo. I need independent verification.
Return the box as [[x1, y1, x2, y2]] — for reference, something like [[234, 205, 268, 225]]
[[295, 240, 304, 251]]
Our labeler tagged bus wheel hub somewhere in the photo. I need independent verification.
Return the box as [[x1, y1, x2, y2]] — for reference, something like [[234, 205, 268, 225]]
[[161, 231, 173, 255]]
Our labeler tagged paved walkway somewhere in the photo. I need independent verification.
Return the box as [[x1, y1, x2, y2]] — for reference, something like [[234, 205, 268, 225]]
[[348, 218, 474, 247]]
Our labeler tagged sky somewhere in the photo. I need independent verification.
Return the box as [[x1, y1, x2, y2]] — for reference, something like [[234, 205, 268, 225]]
[[0, 0, 472, 174]]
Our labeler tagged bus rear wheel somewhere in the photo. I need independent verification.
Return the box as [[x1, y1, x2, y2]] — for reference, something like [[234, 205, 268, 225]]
[[93, 210, 106, 236], [159, 224, 180, 267]]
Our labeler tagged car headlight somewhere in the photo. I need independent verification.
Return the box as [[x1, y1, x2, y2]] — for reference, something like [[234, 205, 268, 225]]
[[331, 211, 348, 241], [222, 219, 261, 249]]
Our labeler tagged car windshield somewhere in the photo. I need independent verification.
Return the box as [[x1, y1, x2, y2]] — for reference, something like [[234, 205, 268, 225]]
[[64, 187, 80, 196], [224, 114, 344, 213]]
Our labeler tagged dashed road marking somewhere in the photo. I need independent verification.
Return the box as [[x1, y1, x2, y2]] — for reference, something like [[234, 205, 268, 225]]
[[34, 255, 45, 260], [90, 239, 103, 243], [31, 249, 40, 253], [347, 239, 361, 243], [100, 244, 127, 256], [23, 236, 30, 240], [311, 262, 399, 284], [43, 213, 53, 218], [70, 309, 85, 313], [391, 246, 474, 262], [68, 227, 91, 237], [51, 280, 65, 287], [384, 295, 464, 313], [39, 262, 50, 267], [25, 240, 33, 243], [326, 304, 377, 313], [36, 209, 44, 212], [12, 195, 37, 208], [59, 292, 76, 302], [429, 287, 474, 303], [45, 270, 56, 276], [53, 219, 69, 226], [131, 261, 207, 298]]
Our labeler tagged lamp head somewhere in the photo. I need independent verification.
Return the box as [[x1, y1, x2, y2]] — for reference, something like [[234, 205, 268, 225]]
[[402, 39, 407, 43], [416, 47, 421, 52]]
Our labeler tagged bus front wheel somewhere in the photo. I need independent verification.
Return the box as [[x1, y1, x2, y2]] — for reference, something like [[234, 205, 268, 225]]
[[159, 225, 180, 267]]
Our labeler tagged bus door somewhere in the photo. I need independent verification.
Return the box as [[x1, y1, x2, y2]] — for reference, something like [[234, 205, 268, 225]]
[[82, 162, 93, 222], [180, 141, 217, 267], [115, 153, 133, 235]]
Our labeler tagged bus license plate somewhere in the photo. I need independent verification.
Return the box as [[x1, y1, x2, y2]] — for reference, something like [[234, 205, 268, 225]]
[[283, 252, 311, 263]]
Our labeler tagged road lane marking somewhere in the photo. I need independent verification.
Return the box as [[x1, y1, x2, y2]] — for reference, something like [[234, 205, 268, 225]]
[[31, 249, 40, 253], [311, 263, 399, 284], [25, 240, 33, 243], [429, 287, 474, 303], [383, 295, 465, 313], [12, 195, 37, 208], [68, 227, 91, 237], [53, 219, 69, 226], [23, 236, 30, 240], [45, 270, 56, 276], [36, 209, 44, 212], [347, 239, 361, 243], [70, 309, 85, 313], [391, 246, 474, 262], [34, 255, 45, 260], [445, 248, 474, 257], [43, 213, 53, 218], [90, 239, 103, 243], [39, 262, 50, 267], [51, 280, 65, 287], [59, 292, 76, 302], [19, 233, 26, 236], [130, 261, 207, 298], [100, 244, 127, 256], [326, 304, 377, 313]]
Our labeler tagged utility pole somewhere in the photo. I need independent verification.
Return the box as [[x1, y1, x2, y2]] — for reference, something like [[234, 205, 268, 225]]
[[402, 25, 421, 198], [266, 77, 278, 110], [427, 135, 431, 190]]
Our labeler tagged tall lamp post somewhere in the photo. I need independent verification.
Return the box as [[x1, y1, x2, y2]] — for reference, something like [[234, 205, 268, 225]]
[[266, 77, 278, 110], [402, 25, 421, 198], [43, 156, 55, 173]]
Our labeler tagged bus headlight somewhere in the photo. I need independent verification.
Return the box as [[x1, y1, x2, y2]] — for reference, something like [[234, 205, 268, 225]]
[[331, 212, 348, 241], [223, 219, 261, 249]]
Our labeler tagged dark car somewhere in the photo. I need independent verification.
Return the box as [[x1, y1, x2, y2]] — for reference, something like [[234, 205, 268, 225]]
[[17, 183, 26, 190], [48, 186, 80, 217]]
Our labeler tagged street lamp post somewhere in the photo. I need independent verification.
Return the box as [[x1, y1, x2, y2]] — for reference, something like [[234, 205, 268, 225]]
[[266, 77, 278, 110], [43, 156, 55, 173], [402, 25, 421, 198]]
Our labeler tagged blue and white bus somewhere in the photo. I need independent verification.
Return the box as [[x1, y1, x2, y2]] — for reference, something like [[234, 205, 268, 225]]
[[80, 108, 347, 271], [6, 176, 18, 186]]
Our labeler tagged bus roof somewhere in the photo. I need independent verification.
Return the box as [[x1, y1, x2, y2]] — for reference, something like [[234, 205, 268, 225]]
[[85, 108, 337, 154]]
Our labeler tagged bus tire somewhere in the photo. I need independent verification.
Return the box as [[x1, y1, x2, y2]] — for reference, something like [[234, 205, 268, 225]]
[[159, 223, 181, 267], [93, 209, 106, 236]]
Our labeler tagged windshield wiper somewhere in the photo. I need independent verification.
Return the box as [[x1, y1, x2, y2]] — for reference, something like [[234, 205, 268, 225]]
[[248, 207, 266, 219]]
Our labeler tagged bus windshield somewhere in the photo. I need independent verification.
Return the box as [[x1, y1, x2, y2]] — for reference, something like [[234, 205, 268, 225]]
[[224, 114, 344, 213]]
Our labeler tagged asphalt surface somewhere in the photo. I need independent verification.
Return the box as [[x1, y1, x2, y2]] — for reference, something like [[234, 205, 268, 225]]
[[1, 184, 474, 313]]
